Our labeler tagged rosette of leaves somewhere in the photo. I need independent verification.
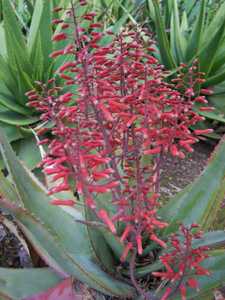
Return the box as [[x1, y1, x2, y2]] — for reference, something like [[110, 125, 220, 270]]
[[145, 0, 225, 138], [0, 0, 52, 169], [0, 131, 225, 299], [0, 0, 76, 169]]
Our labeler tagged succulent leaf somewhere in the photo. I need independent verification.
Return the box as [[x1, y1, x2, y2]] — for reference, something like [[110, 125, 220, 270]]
[[0, 268, 61, 300], [159, 135, 225, 234]]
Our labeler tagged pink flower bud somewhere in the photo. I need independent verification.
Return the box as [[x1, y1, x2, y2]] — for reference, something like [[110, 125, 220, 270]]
[[52, 32, 67, 42], [98, 209, 116, 234], [50, 199, 75, 206]]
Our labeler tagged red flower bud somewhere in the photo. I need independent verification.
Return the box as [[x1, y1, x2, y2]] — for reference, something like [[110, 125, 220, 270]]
[[52, 32, 67, 42]]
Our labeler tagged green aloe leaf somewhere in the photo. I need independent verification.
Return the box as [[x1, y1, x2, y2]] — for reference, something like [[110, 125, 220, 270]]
[[12, 137, 42, 170], [170, 0, 185, 64], [89, 181, 128, 263], [2, 0, 32, 76], [4, 193, 135, 297], [152, 0, 176, 69], [0, 169, 22, 205], [180, 11, 188, 33], [0, 22, 7, 57], [0, 111, 38, 125], [205, 65, 225, 87], [0, 129, 135, 297], [160, 136, 225, 234], [114, 0, 136, 26], [28, 0, 52, 76], [2, 0, 26, 51], [0, 268, 61, 300], [209, 39, 225, 74], [197, 110, 225, 124], [202, 1, 225, 45], [192, 231, 225, 249], [99, 227, 127, 262], [0, 55, 19, 97], [208, 94, 225, 115], [146, 0, 155, 22], [0, 92, 31, 115], [185, 0, 206, 62], [0, 121, 23, 142], [24, 278, 80, 300], [31, 32, 45, 81], [131, 261, 162, 279], [199, 19, 225, 75], [84, 207, 116, 273]]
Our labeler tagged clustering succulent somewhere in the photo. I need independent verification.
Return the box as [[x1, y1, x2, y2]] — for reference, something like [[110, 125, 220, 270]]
[[146, 0, 225, 138], [0, 0, 76, 169], [0, 1, 225, 300]]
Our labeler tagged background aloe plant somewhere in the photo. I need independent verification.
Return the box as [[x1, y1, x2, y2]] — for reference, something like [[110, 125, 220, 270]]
[[0, 0, 82, 169], [143, 0, 225, 139], [0, 0, 54, 169]]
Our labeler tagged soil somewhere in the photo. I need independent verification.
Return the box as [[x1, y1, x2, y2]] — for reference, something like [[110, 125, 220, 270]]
[[160, 141, 213, 199], [0, 141, 223, 299]]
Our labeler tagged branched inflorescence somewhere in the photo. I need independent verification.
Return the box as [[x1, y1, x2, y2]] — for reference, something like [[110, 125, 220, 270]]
[[27, 1, 212, 298], [153, 225, 210, 300]]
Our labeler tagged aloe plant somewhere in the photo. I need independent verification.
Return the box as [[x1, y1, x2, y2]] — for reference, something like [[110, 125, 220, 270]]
[[145, 0, 225, 138], [0, 127, 225, 299], [0, 1, 225, 297], [0, 0, 81, 169], [0, 0, 54, 168]]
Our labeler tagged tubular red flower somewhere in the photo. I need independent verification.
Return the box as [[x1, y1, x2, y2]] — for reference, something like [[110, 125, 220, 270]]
[[160, 288, 172, 300], [120, 225, 133, 242], [199, 106, 215, 112], [187, 278, 199, 290], [180, 284, 186, 300], [144, 147, 161, 155], [136, 234, 143, 255], [98, 209, 116, 234], [194, 129, 213, 135], [50, 199, 75, 206], [50, 50, 65, 58], [150, 234, 167, 248], [52, 32, 67, 41], [120, 242, 133, 262], [154, 225, 210, 300]]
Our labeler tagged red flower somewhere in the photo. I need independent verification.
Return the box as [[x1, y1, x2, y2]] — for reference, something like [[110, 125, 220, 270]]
[[52, 32, 67, 41], [50, 199, 75, 206], [98, 209, 116, 234], [153, 225, 210, 300]]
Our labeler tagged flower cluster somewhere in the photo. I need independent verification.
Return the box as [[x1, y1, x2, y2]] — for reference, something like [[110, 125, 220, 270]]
[[27, 0, 211, 296], [153, 225, 210, 300]]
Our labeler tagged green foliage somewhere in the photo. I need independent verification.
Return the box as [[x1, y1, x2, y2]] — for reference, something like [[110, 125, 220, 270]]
[[0, 268, 61, 300], [0, 0, 54, 168], [147, 0, 225, 136]]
